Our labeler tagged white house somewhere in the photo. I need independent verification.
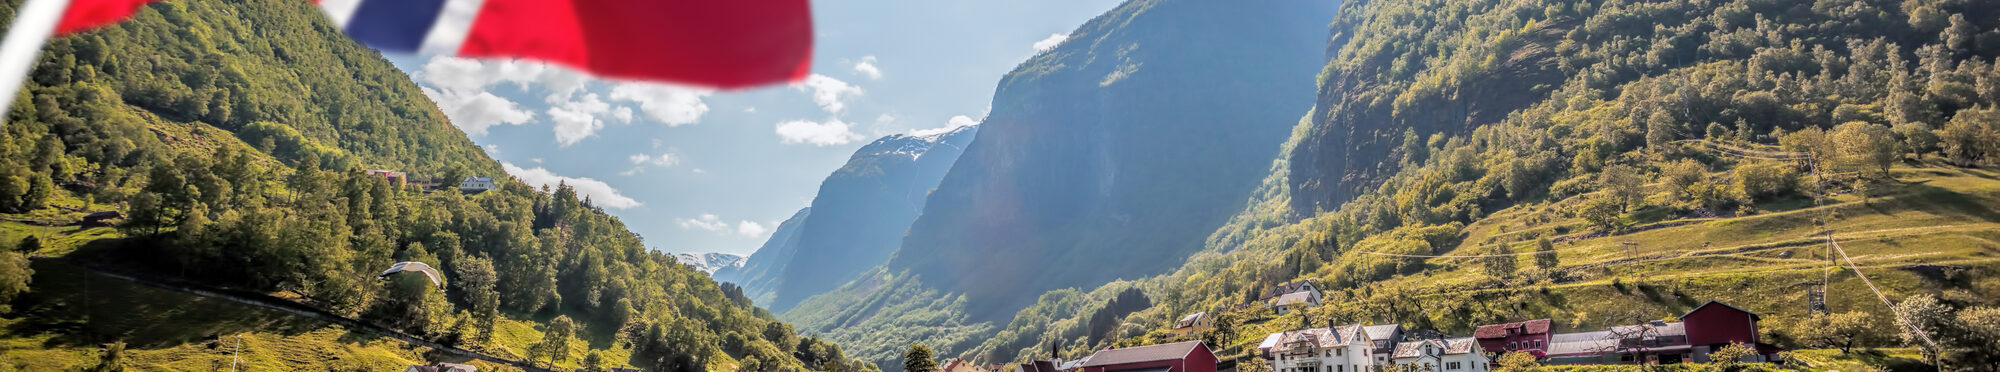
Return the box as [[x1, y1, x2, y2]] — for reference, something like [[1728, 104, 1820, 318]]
[[1259, 324, 1376, 372], [1264, 280, 1323, 313], [1389, 338, 1488, 372], [459, 176, 498, 193]]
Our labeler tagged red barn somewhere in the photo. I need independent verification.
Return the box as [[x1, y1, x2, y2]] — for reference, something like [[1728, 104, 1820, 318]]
[[1474, 319, 1551, 357], [1681, 301, 1782, 363], [1078, 341, 1217, 372]]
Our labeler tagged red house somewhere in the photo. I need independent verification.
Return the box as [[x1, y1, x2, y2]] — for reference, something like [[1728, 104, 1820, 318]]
[[1078, 341, 1217, 372], [1681, 301, 1782, 363], [1473, 319, 1551, 357]]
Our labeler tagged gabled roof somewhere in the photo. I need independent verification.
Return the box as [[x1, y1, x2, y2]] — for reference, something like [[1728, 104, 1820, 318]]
[[1473, 319, 1552, 339], [1176, 312, 1207, 328], [1271, 292, 1317, 307], [1391, 338, 1479, 359], [1080, 341, 1208, 367], [1682, 300, 1761, 321], [1609, 322, 1686, 338], [1546, 331, 1618, 357], [1363, 324, 1400, 342], [1264, 280, 1318, 298]]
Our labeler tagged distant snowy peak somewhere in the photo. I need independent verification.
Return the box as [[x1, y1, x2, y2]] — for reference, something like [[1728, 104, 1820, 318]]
[[676, 252, 748, 274], [868, 124, 979, 160]]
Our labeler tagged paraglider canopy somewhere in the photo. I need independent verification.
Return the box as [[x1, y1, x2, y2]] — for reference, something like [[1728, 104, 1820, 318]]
[[378, 261, 445, 289]]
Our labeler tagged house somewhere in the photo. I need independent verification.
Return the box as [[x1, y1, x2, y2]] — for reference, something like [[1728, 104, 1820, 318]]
[[1472, 319, 1551, 357], [1018, 359, 1061, 372], [1078, 341, 1217, 372], [1388, 338, 1487, 372], [1538, 301, 1781, 366], [1362, 324, 1403, 367], [1681, 301, 1783, 363], [80, 211, 122, 227], [1173, 312, 1212, 336], [403, 362, 475, 372], [1262, 280, 1323, 313], [367, 170, 408, 186], [1258, 325, 1375, 372], [459, 176, 498, 193]]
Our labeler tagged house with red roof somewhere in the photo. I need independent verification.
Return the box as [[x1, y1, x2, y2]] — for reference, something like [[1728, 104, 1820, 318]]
[[1078, 341, 1217, 372], [1472, 319, 1550, 357]]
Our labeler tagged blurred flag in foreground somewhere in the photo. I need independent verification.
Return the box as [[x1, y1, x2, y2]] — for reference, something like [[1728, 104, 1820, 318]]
[[3, 0, 812, 117]]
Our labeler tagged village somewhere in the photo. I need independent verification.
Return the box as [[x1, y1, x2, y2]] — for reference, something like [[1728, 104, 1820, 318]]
[[936, 280, 1785, 372]]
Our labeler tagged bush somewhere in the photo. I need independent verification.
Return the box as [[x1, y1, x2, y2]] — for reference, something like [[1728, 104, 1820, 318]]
[[1733, 161, 1798, 201]]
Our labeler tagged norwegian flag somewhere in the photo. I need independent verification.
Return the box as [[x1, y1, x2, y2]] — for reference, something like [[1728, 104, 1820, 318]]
[[2, 0, 812, 115]]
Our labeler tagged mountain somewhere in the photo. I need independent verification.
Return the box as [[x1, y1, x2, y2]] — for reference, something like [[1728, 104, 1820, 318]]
[[674, 252, 748, 274], [965, 0, 2000, 368], [882, 0, 1335, 321], [783, 0, 1336, 366], [0, 0, 871, 370], [718, 125, 979, 311]]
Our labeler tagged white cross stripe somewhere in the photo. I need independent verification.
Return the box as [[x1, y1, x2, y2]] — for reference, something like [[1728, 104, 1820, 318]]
[[316, 0, 364, 29], [419, 0, 488, 55]]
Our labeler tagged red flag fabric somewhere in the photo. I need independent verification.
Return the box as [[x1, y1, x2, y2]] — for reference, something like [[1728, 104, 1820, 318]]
[[46, 0, 814, 89], [55, 0, 158, 34]]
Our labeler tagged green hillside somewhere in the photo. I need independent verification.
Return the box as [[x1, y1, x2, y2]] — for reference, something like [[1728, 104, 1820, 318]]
[[964, 0, 2000, 368], [0, 0, 869, 371]]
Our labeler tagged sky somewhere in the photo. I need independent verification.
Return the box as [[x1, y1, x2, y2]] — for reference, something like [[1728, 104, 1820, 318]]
[[382, 0, 1124, 256]]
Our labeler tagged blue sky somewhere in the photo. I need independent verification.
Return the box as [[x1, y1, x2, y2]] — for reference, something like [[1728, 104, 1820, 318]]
[[382, 0, 1123, 255]]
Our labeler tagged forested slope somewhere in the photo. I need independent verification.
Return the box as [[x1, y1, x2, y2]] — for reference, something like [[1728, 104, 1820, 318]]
[[0, 0, 867, 371], [973, 0, 2000, 368]]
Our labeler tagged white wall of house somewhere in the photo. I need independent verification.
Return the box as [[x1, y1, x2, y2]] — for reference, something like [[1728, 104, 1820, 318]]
[[1267, 329, 1375, 372]]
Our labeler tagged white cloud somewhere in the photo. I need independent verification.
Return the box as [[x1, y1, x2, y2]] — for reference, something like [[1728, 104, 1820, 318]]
[[530, 158, 543, 164], [736, 221, 769, 237], [851, 55, 883, 80], [628, 152, 679, 166], [911, 114, 980, 137], [794, 74, 862, 114], [419, 57, 547, 93], [501, 162, 642, 209], [548, 93, 614, 147], [483, 144, 500, 154], [876, 113, 896, 125], [743, 107, 757, 113], [610, 83, 713, 126], [1033, 33, 1069, 53], [776, 118, 865, 146], [679, 214, 730, 231], [422, 87, 535, 136], [613, 106, 634, 123], [679, 214, 769, 238], [692, 168, 707, 174]]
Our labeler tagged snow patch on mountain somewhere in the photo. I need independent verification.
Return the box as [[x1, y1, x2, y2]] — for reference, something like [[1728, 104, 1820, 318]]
[[675, 252, 749, 274]]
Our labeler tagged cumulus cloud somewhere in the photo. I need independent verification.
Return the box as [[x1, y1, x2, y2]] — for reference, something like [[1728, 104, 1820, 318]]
[[679, 214, 730, 231], [419, 57, 547, 92], [679, 214, 769, 237], [620, 152, 680, 176], [1033, 33, 1069, 53], [422, 87, 535, 136], [483, 144, 500, 154], [609, 83, 712, 126], [776, 118, 865, 146], [851, 55, 883, 80], [501, 162, 642, 209], [548, 93, 614, 146], [794, 74, 862, 114], [911, 114, 980, 137]]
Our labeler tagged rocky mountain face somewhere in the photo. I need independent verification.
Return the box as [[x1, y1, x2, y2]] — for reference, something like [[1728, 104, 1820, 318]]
[[718, 125, 978, 310], [879, 0, 1337, 321]]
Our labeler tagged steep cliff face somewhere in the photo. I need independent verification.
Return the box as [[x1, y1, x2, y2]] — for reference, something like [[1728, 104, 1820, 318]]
[[718, 126, 978, 310], [1282, 0, 1567, 214], [882, 0, 1337, 321]]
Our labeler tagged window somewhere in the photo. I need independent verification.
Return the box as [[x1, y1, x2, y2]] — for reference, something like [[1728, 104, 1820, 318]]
[[1337, 349, 1344, 357], [1533, 340, 1543, 349], [1339, 365, 1345, 372], [1447, 362, 1462, 370]]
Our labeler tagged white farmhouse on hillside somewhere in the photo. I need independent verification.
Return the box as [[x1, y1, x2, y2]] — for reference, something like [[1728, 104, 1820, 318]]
[[1259, 324, 1376, 372], [1389, 338, 1488, 372]]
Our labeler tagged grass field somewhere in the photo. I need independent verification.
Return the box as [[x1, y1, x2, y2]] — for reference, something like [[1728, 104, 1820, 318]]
[[0, 261, 517, 371]]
